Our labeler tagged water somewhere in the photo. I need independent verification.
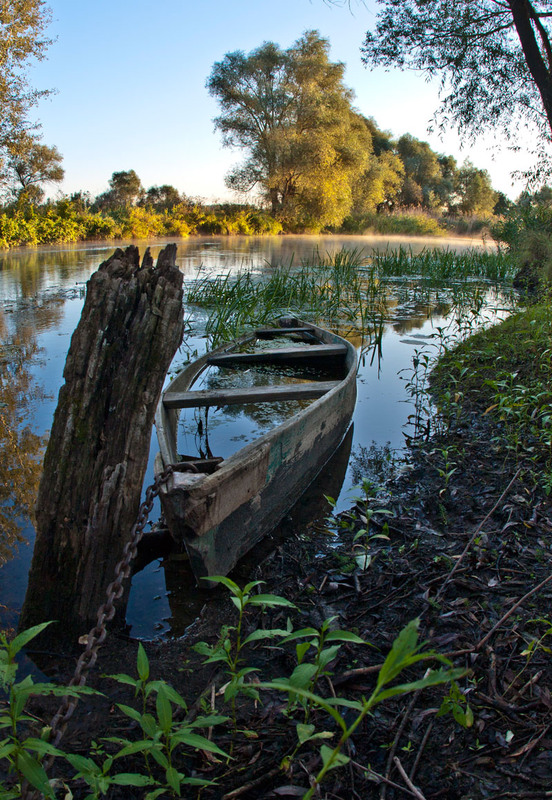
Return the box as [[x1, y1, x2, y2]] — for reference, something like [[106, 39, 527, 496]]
[[0, 234, 512, 638]]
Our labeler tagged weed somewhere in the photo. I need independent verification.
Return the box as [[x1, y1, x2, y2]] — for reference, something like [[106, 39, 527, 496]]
[[264, 618, 465, 799], [193, 576, 295, 732]]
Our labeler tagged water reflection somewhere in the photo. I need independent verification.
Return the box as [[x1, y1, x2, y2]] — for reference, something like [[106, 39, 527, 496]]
[[0, 235, 516, 638], [0, 316, 44, 567]]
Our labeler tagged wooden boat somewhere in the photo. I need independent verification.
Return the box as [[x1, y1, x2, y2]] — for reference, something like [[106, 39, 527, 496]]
[[154, 317, 357, 584]]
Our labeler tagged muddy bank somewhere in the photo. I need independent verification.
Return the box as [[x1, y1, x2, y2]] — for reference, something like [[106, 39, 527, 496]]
[[18, 379, 552, 800]]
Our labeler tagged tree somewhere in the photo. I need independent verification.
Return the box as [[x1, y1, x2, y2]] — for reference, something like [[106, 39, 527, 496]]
[[454, 161, 497, 214], [396, 134, 444, 208], [108, 169, 143, 207], [0, 0, 52, 139], [143, 184, 183, 211], [361, 1, 552, 161], [94, 170, 144, 211], [208, 31, 371, 228], [352, 147, 404, 213], [1, 131, 63, 204]]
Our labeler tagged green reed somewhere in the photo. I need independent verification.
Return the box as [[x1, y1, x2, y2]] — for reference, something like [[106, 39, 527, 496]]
[[185, 246, 516, 350], [186, 248, 386, 346], [370, 245, 515, 283]]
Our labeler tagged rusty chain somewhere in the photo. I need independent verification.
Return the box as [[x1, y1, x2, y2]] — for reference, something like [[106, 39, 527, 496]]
[[39, 465, 174, 773]]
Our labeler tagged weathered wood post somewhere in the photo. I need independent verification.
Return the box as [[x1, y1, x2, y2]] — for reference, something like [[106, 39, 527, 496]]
[[20, 244, 184, 637]]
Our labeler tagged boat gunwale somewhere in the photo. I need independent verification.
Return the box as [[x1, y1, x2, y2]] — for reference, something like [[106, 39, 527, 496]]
[[155, 321, 357, 486]]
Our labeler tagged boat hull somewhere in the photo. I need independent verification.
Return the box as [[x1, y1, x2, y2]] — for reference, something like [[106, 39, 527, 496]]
[[155, 320, 357, 583]]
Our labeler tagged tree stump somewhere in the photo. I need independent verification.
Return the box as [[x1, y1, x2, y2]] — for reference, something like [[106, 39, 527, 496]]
[[20, 245, 184, 637]]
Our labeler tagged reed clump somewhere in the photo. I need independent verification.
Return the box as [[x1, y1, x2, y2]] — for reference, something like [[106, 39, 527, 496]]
[[186, 246, 515, 346]]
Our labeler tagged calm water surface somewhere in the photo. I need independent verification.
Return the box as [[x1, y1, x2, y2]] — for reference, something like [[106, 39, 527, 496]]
[[0, 234, 510, 638]]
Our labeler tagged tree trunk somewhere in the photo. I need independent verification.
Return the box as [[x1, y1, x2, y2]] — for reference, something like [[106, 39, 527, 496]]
[[508, 0, 552, 136], [20, 245, 184, 638]]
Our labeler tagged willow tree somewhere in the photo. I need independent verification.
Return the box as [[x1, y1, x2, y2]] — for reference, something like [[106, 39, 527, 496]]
[[361, 0, 552, 175], [207, 30, 372, 228]]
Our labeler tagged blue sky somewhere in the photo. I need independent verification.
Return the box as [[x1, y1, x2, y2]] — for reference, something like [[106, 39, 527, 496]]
[[28, 0, 533, 201]]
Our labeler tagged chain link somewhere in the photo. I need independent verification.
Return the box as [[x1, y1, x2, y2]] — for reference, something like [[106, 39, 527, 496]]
[[37, 466, 174, 778]]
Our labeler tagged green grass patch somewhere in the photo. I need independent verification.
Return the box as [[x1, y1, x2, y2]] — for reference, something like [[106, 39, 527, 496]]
[[432, 301, 552, 489]]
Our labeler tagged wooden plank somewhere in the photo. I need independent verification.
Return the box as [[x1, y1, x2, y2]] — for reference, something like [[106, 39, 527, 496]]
[[207, 344, 347, 366], [163, 380, 339, 408], [255, 326, 315, 337]]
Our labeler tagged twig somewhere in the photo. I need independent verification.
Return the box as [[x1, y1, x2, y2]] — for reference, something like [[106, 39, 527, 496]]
[[476, 571, 552, 650], [393, 756, 428, 800], [222, 765, 282, 798], [435, 468, 521, 602], [409, 719, 434, 783], [350, 761, 420, 797]]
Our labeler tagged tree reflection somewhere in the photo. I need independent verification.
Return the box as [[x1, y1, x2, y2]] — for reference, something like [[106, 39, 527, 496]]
[[0, 312, 45, 566]]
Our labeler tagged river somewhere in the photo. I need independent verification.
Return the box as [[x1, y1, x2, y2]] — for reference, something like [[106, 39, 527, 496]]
[[0, 234, 513, 639]]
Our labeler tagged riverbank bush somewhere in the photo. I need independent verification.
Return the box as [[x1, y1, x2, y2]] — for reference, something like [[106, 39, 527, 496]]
[[341, 210, 447, 237], [0, 195, 506, 250], [492, 203, 552, 290], [0, 203, 285, 248]]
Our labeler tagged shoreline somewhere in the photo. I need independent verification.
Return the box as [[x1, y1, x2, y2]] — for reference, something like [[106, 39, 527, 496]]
[[18, 299, 552, 800]]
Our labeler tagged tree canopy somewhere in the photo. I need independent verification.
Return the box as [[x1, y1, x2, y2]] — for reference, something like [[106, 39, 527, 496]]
[[207, 30, 372, 228], [361, 1, 552, 169], [93, 170, 144, 211], [1, 130, 63, 204], [0, 0, 52, 140]]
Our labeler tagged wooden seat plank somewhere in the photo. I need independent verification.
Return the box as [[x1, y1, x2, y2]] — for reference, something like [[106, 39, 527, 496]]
[[163, 380, 340, 409], [255, 326, 315, 337], [207, 344, 346, 366]]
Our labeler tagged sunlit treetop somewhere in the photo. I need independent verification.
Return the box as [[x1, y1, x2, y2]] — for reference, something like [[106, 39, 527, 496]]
[[208, 30, 372, 228]]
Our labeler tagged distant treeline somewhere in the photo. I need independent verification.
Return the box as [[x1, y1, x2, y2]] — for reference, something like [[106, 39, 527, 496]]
[[0, 137, 522, 250]]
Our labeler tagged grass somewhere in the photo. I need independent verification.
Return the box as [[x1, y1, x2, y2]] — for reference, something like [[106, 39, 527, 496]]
[[186, 246, 515, 347], [431, 299, 552, 489]]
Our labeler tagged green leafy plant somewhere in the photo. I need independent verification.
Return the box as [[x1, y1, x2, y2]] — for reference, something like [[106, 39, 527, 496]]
[[193, 577, 295, 730], [437, 681, 474, 728], [101, 643, 229, 798], [277, 617, 368, 720], [0, 622, 97, 799], [264, 618, 465, 799]]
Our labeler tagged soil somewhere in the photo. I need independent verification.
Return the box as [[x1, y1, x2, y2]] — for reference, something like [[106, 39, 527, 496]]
[[19, 405, 552, 799]]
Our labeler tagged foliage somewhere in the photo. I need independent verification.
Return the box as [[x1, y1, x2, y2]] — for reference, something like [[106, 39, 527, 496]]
[[0, 0, 52, 140], [0, 131, 64, 205], [207, 30, 371, 228], [362, 0, 552, 167], [432, 302, 552, 487], [396, 134, 447, 209], [0, 622, 98, 798], [453, 161, 497, 215], [492, 196, 552, 287], [0, 627, 229, 798], [343, 209, 446, 236], [265, 618, 464, 799], [93, 170, 144, 211], [142, 184, 184, 211], [278, 617, 367, 718], [193, 576, 294, 729]]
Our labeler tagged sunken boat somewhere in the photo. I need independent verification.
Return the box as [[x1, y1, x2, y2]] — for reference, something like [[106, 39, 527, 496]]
[[154, 317, 357, 583]]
